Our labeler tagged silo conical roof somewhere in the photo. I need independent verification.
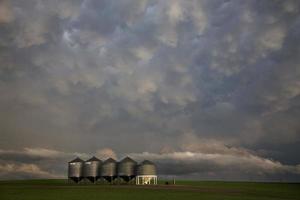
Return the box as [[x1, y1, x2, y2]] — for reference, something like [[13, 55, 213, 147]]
[[141, 160, 154, 165], [120, 156, 137, 163], [86, 156, 101, 162], [104, 158, 116, 163], [69, 157, 84, 163]]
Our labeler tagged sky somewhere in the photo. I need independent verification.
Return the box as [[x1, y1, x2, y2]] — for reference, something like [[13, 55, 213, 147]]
[[0, 0, 300, 181]]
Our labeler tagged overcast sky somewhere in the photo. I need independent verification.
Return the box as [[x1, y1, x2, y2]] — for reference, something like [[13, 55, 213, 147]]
[[0, 0, 300, 181]]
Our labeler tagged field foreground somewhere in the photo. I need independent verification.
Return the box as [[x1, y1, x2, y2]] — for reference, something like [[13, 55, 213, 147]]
[[0, 179, 299, 200]]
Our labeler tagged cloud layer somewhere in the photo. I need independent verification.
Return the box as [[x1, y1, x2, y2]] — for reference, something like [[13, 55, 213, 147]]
[[1, 146, 300, 181], [0, 0, 300, 180]]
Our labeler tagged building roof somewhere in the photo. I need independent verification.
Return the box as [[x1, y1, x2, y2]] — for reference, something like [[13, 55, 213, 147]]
[[86, 156, 101, 162], [103, 158, 117, 163], [69, 157, 84, 163], [119, 156, 137, 163], [141, 160, 154, 165]]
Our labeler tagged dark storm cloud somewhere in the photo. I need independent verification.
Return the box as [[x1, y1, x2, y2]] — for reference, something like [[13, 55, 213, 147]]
[[0, 0, 300, 180]]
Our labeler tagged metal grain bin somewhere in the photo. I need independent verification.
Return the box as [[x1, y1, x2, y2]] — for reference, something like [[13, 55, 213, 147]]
[[101, 158, 117, 182], [117, 157, 137, 182], [68, 157, 84, 183], [83, 156, 102, 183], [137, 160, 156, 176]]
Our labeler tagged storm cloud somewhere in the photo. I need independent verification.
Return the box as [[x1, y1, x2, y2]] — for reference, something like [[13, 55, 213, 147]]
[[0, 0, 300, 180]]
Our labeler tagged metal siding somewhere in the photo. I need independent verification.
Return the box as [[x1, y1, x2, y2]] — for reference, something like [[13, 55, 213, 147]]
[[101, 159, 117, 177], [68, 162, 83, 178], [137, 161, 157, 175], [117, 157, 137, 177], [83, 161, 101, 178]]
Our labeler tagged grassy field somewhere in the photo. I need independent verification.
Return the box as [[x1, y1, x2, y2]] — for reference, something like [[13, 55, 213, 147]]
[[0, 179, 299, 200]]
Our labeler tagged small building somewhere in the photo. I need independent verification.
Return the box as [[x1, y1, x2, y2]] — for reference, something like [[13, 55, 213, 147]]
[[117, 156, 137, 182], [68, 157, 84, 183], [136, 160, 157, 185], [101, 158, 117, 182], [83, 156, 102, 183]]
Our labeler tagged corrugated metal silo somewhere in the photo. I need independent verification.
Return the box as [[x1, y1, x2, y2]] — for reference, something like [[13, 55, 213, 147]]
[[117, 156, 137, 182], [137, 160, 157, 176], [83, 156, 102, 183], [68, 157, 84, 183], [101, 158, 117, 182]]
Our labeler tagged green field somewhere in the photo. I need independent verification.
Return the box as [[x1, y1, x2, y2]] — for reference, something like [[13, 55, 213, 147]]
[[1, 179, 299, 200]]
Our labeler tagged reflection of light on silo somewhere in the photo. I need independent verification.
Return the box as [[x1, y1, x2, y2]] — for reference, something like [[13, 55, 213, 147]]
[[83, 156, 102, 183], [101, 158, 117, 182], [117, 157, 137, 182], [68, 157, 84, 183], [137, 160, 156, 175]]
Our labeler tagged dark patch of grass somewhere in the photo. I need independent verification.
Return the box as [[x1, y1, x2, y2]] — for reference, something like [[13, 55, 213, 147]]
[[0, 179, 299, 200]]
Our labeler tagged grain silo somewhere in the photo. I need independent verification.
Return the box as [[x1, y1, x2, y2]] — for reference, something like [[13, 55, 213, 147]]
[[101, 158, 117, 182], [83, 156, 102, 183], [136, 160, 157, 185], [117, 156, 137, 182], [68, 157, 84, 183]]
